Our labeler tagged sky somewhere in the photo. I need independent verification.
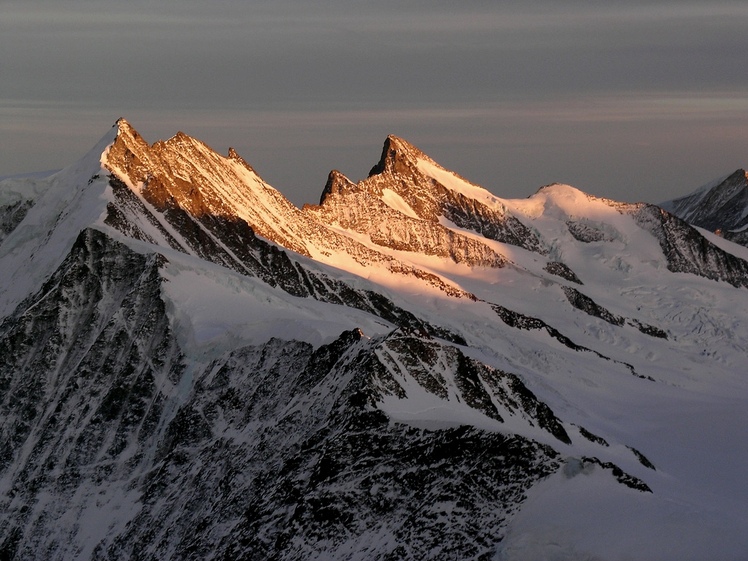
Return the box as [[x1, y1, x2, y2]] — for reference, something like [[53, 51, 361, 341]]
[[2, 0, 748, 206]]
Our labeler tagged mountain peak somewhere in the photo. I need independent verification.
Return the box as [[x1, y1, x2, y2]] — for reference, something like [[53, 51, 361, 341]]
[[114, 116, 132, 131], [534, 182, 590, 199], [368, 134, 427, 178], [319, 169, 355, 204], [104, 120, 159, 190], [307, 134, 549, 256], [383, 134, 418, 152], [112, 117, 148, 150], [661, 168, 748, 236], [4, 119, 748, 559]]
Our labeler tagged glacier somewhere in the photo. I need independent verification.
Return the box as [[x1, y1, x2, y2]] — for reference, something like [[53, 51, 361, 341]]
[[1, 119, 747, 560]]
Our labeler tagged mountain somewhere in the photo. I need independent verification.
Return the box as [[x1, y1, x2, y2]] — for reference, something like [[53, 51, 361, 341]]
[[661, 168, 748, 246], [1, 119, 748, 560]]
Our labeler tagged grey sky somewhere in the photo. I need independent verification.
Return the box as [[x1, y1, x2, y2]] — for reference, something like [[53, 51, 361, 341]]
[[2, 1, 748, 206]]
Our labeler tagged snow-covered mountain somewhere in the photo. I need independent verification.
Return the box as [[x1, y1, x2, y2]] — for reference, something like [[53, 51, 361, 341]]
[[661, 168, 748, 246], [1, 119, 747, 560]]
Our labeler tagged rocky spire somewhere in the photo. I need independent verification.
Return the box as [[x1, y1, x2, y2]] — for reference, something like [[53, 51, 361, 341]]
[[368, 135, 426, 178], [319, 169, 355, 205]]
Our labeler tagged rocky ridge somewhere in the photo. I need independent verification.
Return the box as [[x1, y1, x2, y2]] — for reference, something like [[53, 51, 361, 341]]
[[1, 120, 748, 560], [102, 121, 476, 303], [306, 135, 545, 258], [661, 169, 748, 246]]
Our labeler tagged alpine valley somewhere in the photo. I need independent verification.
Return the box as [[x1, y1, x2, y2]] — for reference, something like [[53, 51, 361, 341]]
[[1, 119, 747, 561]]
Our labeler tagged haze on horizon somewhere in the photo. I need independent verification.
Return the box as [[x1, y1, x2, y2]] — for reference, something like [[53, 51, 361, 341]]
[[2, 0, 748, 207]]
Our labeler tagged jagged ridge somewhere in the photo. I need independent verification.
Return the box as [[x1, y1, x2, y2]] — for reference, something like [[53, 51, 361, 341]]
[[2, 119, 748, 560], [0, 231, 571, 559], [661, 169, 748, 236], [307, 135, 546, 257]]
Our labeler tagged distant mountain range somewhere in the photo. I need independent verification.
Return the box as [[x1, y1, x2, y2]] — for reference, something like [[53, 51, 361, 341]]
[[1, 119, 747, 560]]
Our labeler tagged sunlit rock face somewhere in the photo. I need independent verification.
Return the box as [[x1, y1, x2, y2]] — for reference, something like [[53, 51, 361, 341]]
[[306, 135, 544, 260], [1, 119, 748, 560]]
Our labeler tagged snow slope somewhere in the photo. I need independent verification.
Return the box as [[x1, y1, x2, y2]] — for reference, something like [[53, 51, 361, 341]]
[[1, 120, 747, 560]]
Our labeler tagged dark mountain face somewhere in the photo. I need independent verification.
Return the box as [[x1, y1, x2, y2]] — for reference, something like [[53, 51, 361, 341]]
[[0, 229, 183, 559], [0, 229, 567, 560], [633, 203, 748, 287], [1, 120, 747, 560], [93, 329, 567, 561], [661, 169, 748, 245]]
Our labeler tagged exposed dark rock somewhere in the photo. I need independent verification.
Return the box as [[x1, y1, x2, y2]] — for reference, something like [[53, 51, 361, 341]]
[[500, 374, 571, 445], [628, 319, 668, 339], [633, 204, 748, 288], [490, 303, 651, 380], [566, 220, 615, 243], [562, 286, 624, 326], [628, 446, 656, 470], [560, 286, 668, 340], [0, 199, 34, 243], [544, 261, 583, 284], [94, 329, 563, 561], [581, 457, 652, 493], [0, 228, 184, 555], [577, 426, 610, 447], [662, 169, 748, 239], [723, 228, 748, 246]]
